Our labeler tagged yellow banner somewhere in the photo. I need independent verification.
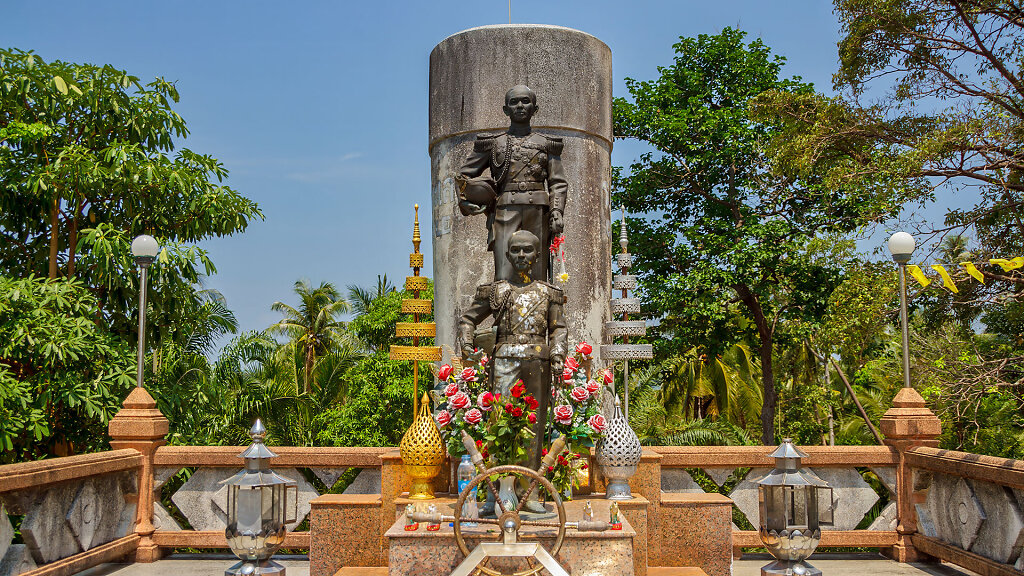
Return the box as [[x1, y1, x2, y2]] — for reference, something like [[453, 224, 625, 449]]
[[931, 265, 959, 293], [906, 265, 932, 288], [990, 257, 1024, 272], [961, 262, 985, 284]]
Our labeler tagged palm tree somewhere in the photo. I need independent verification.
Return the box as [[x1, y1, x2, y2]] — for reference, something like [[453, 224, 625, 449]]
[[657, 343, 762, 427], [347, 275, 396, 316], [268, 280, 350, 394]]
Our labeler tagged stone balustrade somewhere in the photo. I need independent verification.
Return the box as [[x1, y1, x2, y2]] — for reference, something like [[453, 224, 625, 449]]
[[0, 450, 142, 576], [2, 385, 1023, 576]]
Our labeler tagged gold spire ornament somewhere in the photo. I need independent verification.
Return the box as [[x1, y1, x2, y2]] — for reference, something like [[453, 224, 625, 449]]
[[400, 392, 446, 499], [390, 205, 444, 499], [389, 204, 442, 415]]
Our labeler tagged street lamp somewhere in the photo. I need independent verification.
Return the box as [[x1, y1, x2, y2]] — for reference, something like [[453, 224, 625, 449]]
[[131, 234, 159, 388], [888, 232, 916, 389]]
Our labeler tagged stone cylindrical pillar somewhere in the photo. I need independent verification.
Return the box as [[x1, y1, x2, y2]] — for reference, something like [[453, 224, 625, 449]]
[[428, 24, 613, 359]]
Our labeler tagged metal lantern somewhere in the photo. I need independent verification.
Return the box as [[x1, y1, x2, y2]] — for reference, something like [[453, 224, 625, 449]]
[[596, 397, 643, 499], [224, 420, 297, 576], [757, 438, 834, 576]]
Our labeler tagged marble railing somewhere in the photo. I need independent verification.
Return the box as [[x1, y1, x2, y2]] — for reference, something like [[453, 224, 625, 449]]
[[0, 450, 142, 576], [651, 445, 901, 550], [150, 446, 390, 550], [906, 447, 1024, 575]]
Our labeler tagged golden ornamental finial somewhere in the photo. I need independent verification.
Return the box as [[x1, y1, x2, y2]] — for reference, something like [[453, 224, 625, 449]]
[[412, 204, 421, 255]]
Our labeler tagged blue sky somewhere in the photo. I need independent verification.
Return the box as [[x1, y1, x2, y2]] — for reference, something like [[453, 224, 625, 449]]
[[6, 1, 863, 341]]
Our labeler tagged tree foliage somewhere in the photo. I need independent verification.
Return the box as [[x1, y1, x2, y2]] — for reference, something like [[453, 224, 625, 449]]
[[613, 29, 897, 443]]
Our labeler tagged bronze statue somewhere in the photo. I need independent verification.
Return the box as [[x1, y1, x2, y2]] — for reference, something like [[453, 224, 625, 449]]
[[458, 230, 567, 476], [457, 85, 568, 282]]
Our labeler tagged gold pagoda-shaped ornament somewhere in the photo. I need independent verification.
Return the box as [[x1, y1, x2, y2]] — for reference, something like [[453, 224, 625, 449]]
[[390, 205, 444, 499]]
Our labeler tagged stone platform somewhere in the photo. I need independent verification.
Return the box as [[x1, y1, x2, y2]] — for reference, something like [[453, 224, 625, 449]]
[[386, 497, 637, 576]]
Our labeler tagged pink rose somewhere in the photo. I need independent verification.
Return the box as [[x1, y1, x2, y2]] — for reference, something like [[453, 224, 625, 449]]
[[438, 364, 453, 381], [450, 392, 470, 410], [564, 357, 580, 372], [562, 368, 575, 381], [464, 408, 483, 425], [575, 342, 592, 356], [444, 382, 460, 398], [588, 413, 607, 433], [602, 369, 614, 385], [570, 386, 590, 403], [436, 410, 452, 427], [586, 379, 600, 394], [477, 392, 494, 411], [554, 404, 574, 425], [460, 367, 477, 382]]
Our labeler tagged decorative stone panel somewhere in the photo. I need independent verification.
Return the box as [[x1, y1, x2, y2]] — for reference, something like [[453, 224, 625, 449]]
[[342, 469, 381, 495], [869, 467, 897, 495], [17, 472, 134, 565], [868, 502, 898, 531], [727, 468, 770, 527], [705, 468, 734, 487], [970, 481, 1024, 564], [312, 468, 349, 490], [0, 544, 36, 576], [661, 469, 704, 493], [0, 505, 11, 562], [923, 473, 984, 551]]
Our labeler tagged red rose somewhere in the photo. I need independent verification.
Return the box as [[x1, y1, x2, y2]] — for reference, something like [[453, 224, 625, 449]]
[[511, 381, 526, 398], [586, 379, 600, 394], [444, 382, 460, 398], [542, 448, 548, 456], [575, 342, 592, 356], [512, 406, 523, 417], [588, 413, 607, 433], [570, 386, 590, 403], [477, 392, 494, 411], [562, 368, 575, 381], [464, 408, 483, 425], [602, 369, 614, 385], [505, 403, 514, 413], [460, 367, 477, 382], [476, 439, 483, 448], [480, 354, 488, 366], [438, 364, 453, 381], [528, 413, 537, 424], [450, 392, 470, 410], [524, 395, 539, 410], [554, 404, 574, 425], [436, 410, 451, 427], [564, 357, 579, 372]]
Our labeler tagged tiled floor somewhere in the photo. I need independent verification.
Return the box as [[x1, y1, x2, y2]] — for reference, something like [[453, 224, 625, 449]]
[[76, 553, 979, 576]]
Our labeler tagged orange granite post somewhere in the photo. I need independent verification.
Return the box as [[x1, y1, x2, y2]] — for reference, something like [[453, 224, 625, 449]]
[[108, 387, 169, 563], [879, 387, 941, 563]]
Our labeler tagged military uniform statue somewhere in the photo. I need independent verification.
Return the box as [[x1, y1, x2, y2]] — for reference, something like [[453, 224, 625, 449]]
[[458, 230, 567, 474], [457, 85, 568, 282]]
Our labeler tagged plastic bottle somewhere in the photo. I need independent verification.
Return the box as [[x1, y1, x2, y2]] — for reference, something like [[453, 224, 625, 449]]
[[457, 454, 479, 526]]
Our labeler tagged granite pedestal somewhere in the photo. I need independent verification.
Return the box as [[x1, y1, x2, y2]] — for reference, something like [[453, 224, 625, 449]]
[[386, 497, 637, 576]]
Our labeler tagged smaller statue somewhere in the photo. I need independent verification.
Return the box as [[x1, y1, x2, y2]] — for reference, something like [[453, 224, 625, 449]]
[[610, 501, 622, 530], [582, 501, 594, 522], [404, 504, 418, 531]]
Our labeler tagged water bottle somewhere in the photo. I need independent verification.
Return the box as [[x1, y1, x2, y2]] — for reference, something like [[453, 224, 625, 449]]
[[457, 454, 479, 526]]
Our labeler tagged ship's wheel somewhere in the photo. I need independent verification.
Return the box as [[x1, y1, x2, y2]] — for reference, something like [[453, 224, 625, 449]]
[[410, 432, 609, 576]]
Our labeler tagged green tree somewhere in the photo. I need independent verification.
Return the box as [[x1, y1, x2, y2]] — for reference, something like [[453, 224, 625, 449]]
[[613, 29, 894, 443], [269, 280, 351, 394], [0, 276, 133, 461]]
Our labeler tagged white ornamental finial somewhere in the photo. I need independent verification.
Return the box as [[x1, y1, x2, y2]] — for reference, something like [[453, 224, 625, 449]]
[[619, 207, 629, 254]]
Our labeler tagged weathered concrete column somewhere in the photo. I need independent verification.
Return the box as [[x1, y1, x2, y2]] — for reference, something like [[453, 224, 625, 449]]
[[108, 387, 168, 562], [428, 24, 613, 358], [879, 387, 942, 562]]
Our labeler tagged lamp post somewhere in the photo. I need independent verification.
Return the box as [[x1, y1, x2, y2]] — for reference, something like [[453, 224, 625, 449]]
[[131, 235, 159, 388], [888, 232, 916, 389]]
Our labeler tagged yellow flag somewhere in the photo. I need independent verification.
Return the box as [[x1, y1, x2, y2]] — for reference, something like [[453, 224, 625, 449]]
[[961, 262, 985, 284], [990, 257, 1024, 271], [931, 265, 959, 293], [906, 265, 932, 287]]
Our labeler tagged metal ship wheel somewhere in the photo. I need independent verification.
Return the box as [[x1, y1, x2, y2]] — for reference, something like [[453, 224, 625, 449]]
[[410, 432, 610, 576]]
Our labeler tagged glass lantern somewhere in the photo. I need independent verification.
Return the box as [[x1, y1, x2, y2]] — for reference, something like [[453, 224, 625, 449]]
[[757, 438, 834, 576], [225, 420, 297, 576]]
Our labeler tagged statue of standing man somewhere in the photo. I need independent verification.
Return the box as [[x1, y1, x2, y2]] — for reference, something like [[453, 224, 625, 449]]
[[457, 85, 568, 282]]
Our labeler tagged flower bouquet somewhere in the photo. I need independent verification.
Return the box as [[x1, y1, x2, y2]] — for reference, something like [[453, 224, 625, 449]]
[[547, 341, 608, 496]]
